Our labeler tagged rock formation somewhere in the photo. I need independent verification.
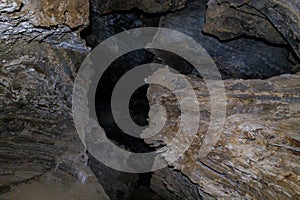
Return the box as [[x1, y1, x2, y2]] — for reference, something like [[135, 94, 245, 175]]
[[1, 0, 300, 199], [0, 39, 109, 199], [145, 68, 300, 199], [0, 0, 109, 199], [204, 0, 300, 60], [154, 0, 295, 79], [0, 0, 89, 52]]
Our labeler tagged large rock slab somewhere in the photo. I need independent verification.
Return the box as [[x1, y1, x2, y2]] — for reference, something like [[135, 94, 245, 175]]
[[204, 0, 300, 60], [145, 68, 300, 199]]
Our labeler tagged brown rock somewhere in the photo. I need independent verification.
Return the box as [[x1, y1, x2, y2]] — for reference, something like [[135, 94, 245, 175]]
[[145, 68, 300, 199], [30, 0, 89, 28]]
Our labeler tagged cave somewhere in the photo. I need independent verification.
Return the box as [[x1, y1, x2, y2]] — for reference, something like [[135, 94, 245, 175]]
[[0, 0, 300, 199]]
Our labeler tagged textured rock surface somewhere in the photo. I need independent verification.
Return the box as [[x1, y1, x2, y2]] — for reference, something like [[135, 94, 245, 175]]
[[204, 0, 300, 60], [91, 0, 188, 14], [156, 0, 294, 79], [1, 0, 299, 199], [30, 0, 89, 28], [82, 12, 143, 48], [151, 168, 212, 200], [145, 69, 300, 199], [0, 0, 89, 52], [0, 41, 108, 199], [82, 0, 161, 48]]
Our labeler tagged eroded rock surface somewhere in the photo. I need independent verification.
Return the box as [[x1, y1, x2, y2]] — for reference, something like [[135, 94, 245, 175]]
[[30, 0, 89, 28], [150, 168, 212, 200], [145, 68, 300, 199], [0, 0, 89, 52], [0, 41, 108, 199], [204, 0, 300, 60]]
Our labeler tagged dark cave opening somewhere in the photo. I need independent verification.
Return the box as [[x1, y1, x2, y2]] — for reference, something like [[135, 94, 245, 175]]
[[91, 47, 200, 199], [93, 49, 160, 199], [95, 49, 154, 153]]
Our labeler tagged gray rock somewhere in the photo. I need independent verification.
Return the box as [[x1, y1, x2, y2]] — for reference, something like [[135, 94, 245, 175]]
[[204, 0, 300, 60], [0, 41, 108, 199], [0, 0, 90, 52], [156, 0, 294, 79]]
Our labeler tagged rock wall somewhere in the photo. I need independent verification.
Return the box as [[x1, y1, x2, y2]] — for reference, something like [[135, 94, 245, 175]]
[[145, 68, 300, 199], [0, 40, 108, 199], [154, 0, 294, 79], [0, 0, 110, 199], [150, 168, 212, 200]]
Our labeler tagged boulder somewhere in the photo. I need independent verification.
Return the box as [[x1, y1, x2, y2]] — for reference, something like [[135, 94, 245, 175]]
[[204, 0, 300, 60], [155, 0, 294, 79]]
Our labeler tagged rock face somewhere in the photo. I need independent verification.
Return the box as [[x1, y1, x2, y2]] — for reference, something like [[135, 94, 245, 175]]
[[155, 0, 294, 79], [0, 1, 112, 199], [91, 0, 188, 14], [204, 0, 300, 60], [150, 168, 210, 200], [0, 0, 89, 52], [0, 38, 108, 200], [145, 68, 300, 199], [30, 0, 89, 28]]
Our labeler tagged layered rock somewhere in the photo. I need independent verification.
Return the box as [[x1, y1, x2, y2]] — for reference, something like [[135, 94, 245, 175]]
[[0, 1, 114, 199], [204, 0, 300, 60], [150, 168, 211, 200], [0, 41, 108, 199], [145, 68, 300, 199], [1, 0, 300, 199]]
